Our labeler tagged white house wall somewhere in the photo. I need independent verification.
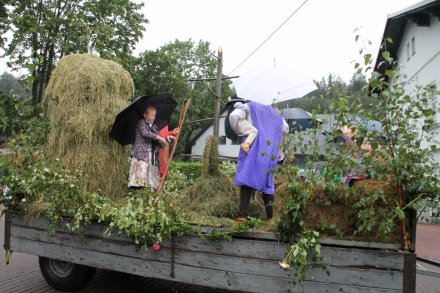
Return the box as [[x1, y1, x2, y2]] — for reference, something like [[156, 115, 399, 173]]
[[394, 12, 440, 163], [191, 110, 240, 159], [396, 13, 440, 87]]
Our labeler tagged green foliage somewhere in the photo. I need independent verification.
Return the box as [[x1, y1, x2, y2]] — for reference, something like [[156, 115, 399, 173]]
[[0, 1, 9, 48], [281, 230, 329, 286], [0, 92, 21, 135], [0, 147, 194, 245], [276, 168, 312, 241], [288, 38, 440, 239], [363, 39, 440, 208], [0, 149, 93, 231], [3, 0, 147, 104], [281, 72, 375, 114], [169, 161, 202, 183], [274, 37, 440, 285], [129, 39, 235, 154], [351, 187, 396, 240], [218, 160, 237, 179], [0, 97, 48, 146], [167, 160, 236, 184], [0, 72, 28, 99], [202, 217, 265, 241], [0, 148, 261, 250], [99, 191, 193, 247]]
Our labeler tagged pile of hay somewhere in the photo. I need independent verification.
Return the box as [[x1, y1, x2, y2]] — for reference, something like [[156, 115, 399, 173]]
[[283, 178, 404, 243], [44, 54, 134, 199], [181, 136, 267, 220], [183, 136, 239, 218]]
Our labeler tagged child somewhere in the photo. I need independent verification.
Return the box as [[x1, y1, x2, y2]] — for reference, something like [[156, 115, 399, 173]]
[[229, 102, 258, 153], [128, 106, 175, 189]]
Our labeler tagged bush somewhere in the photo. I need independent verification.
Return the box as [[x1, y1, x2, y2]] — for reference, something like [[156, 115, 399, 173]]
[[170, 161, 202, 183]]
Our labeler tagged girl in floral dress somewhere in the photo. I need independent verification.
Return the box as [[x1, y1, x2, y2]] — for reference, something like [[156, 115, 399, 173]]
[[128, 106, 176, 189]]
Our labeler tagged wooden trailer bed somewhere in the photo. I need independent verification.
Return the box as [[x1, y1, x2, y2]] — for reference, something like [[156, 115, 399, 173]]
[[4, 215, 416, 292]]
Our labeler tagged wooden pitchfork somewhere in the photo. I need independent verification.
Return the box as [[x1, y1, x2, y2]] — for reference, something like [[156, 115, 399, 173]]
[[156, 99, 191, 194]]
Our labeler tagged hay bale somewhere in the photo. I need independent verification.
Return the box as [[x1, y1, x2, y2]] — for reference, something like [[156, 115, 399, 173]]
[[183, 136, 241, 218], [44, 54, 134, 198]]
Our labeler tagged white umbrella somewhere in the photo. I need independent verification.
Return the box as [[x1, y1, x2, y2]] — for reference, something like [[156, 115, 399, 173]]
[[233, 65, 318, 105]]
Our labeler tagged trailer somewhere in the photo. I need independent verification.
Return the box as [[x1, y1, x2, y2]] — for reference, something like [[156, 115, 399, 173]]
[[3, 214, 416, 293]]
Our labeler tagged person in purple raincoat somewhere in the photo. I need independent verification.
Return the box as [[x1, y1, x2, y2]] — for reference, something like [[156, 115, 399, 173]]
[[233, 101, 287, 222]]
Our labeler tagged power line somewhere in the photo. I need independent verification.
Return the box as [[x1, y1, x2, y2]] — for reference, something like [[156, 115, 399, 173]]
[[229, 0, 310, 75]]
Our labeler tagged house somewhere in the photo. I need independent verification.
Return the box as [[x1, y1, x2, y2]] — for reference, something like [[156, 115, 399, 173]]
[[374, 0, 440, 223], [190, 108, 240, 160], [374, 0, 440, 156]]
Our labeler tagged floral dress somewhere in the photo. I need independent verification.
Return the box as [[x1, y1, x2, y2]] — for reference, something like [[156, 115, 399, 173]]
[[128, 119, 161, 189]]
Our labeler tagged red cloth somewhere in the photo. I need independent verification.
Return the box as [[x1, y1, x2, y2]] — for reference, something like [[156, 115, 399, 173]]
[[158, 126, 177, 177]]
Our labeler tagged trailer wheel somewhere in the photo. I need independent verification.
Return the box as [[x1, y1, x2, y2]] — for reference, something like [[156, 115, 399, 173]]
[[39, 257, 96, 292]]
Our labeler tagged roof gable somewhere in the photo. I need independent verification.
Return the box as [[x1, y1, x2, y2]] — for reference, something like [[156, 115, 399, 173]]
[[374, 0, 440, 75]]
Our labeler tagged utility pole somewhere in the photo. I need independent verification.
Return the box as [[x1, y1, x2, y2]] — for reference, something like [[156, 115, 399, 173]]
[[213, 47, 223, 137]]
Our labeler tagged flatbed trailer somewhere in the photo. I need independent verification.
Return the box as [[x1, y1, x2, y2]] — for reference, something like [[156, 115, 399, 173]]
[[3, 215, 416, 292]]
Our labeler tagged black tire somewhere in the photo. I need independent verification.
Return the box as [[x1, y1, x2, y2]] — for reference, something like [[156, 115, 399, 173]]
[[39, 257, 96, 292]]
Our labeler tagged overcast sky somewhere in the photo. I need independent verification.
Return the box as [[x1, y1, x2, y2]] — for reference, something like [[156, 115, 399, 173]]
[[1, 0, 422, 82]]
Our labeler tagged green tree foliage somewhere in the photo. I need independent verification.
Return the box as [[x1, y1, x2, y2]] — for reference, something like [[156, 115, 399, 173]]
[[130, 39, 235, 154], [282, 72, 375, 114], [2, 0, 147, 105], [0, 92, 46, 146], [0, 72, 28, 99], [0, 92, 19, 138], [0, 1, 10, 48]]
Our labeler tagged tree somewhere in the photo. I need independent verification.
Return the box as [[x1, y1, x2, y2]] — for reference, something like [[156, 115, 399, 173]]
[[279, 72, 376, 114], [0, 1, 10, 48], [2, 0, 147, 105], [282, 73, 348, 113], [0, 72, 28, 99], [131, 39, 235, 154]]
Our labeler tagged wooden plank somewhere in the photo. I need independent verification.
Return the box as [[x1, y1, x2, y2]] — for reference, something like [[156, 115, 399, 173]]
[[314, 237, 401, 250], [11, 216, 402, 250], [11, 226, 404, 289], [10, 216, 129, 242], [403, 253, 416, 293], [11, 224, 407, 270], [10, 237, 299, 293], [169, 237, 407, 270], [11, 224, 175, 263], [320, 246, 405, 269], [234, 230, 401, 250], [10, 237, 401, 293], [173, 250, 403, 289], [10, 220, 288, 260], [300, 281, 401, 293]]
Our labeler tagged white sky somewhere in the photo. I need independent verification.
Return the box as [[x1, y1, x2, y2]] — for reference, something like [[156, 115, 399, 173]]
[[1, 0, 422, 82]]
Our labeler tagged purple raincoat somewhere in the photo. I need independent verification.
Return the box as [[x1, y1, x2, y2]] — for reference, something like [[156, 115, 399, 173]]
[[234, 102, 284, 194]]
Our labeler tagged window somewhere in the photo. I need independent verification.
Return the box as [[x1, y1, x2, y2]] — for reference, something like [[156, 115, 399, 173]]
[[231, 136, 241, 145], [406, 42, 411, 61], [219, 136, 226, 145], [411, 36, 416, 56]]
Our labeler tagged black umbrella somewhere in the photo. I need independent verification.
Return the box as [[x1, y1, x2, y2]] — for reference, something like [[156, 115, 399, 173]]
[[109, 92, 178, 146]]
